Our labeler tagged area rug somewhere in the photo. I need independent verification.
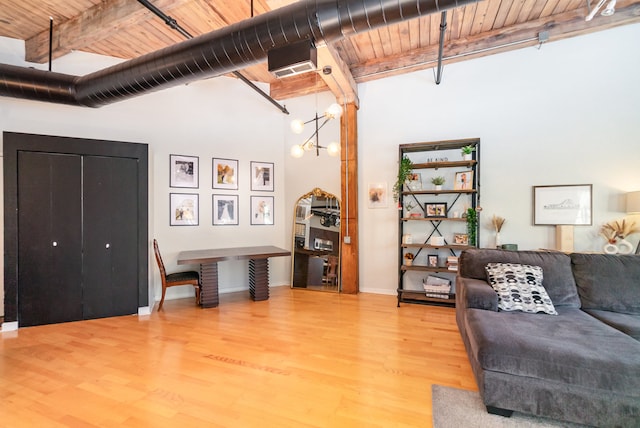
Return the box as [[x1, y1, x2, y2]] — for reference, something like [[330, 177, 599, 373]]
[[431, 385, 589, 428]]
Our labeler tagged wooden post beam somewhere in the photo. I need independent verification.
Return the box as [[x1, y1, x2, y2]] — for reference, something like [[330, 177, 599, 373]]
[[340, 102, 359, 294]]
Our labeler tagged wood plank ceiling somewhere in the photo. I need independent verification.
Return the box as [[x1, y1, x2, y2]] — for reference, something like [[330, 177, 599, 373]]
[[1, 0, 639, 106]]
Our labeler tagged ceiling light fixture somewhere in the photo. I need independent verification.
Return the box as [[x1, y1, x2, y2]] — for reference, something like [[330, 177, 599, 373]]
[[290, 103, 342, 158]]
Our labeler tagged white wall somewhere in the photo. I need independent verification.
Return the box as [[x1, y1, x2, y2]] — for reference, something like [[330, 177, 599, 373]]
[[358, 24, 640, 294]]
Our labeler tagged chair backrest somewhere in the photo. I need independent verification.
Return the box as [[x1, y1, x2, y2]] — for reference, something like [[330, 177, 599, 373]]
[[153, 239, 167, 279], [327, 255, 338, 276]]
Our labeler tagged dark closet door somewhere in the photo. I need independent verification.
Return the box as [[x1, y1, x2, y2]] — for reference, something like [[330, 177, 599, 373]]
[[82, 156, 139, 319], [18, 152, 83, 326]]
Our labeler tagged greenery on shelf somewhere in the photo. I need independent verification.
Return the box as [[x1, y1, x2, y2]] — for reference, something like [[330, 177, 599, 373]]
[[431, 176, 445, 186], [466, 207, 478, 246], [393, 155, 413, 202], [461, 145, 475, 155]]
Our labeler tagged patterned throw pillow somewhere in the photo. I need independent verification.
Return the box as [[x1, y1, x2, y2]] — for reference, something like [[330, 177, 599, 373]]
[[485, 263, 557, 315]]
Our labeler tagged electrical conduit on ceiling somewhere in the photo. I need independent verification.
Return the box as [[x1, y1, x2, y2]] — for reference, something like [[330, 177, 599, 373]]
[[0, 0, 479, 108]]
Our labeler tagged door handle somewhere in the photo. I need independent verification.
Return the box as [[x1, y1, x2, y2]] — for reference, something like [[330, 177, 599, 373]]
[[105, 243, 110, 249], [52, 241, 58, 247]]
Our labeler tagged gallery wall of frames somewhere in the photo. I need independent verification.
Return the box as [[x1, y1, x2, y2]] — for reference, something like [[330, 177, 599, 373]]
[[168, 154, 275, 227]]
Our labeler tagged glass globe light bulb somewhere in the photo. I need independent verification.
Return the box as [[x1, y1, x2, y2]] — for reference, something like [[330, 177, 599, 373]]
[[290, 144, 305, 158], [290, 119, 305, 134], [327, 142, 340, 157], [325, 103, 343, 119]]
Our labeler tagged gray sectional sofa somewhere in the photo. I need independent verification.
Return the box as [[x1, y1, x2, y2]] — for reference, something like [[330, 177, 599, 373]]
[[455, 248, 640, 427]]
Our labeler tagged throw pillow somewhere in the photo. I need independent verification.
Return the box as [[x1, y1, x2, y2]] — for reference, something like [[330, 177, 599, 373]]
[[485, 262, 557, 315]]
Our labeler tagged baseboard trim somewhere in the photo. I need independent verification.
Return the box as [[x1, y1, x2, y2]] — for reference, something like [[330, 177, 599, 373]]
[[1, 321, 19, 332]]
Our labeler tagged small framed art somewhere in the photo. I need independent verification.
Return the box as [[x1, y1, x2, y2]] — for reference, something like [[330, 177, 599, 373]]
[[533, 184, 592, 225], [213, 194, 238, 225], [250, 161, 274, 192], [170, 154, 199, 188], [368, 182, 388, 208], [428, 255, 439, 267], [213, 158, 238, 190], [425, 202, 448, 218], [454, 170, 474, 190], [251, 196, 274, 225], [453, 233, 469, 245], [170, 193, 199, 226]]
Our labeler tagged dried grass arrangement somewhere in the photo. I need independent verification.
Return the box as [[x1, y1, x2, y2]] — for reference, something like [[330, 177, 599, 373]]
[[600, 219, 640, 243], [492, 215, 506, 232]]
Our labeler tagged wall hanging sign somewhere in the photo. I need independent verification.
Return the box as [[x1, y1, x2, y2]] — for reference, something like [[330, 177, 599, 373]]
[[533, 184, 592, 225], [250, 161, 274, 192], [251, 195, 274, 225], [170, 154, 199, 188], [213, 194, 238, 225], [170, 193, 199, 226], [212, 158, 238, 190]]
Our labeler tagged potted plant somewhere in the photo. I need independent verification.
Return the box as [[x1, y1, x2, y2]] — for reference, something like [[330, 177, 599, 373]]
[[466, 207, 479, 246], [393, 155, 413, 202], [461, 145, 475, 161], [431, 176, 445, 191], [404, 252, 415, 266]]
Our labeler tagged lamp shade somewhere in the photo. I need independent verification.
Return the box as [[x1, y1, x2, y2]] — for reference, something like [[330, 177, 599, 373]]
[[627, 191, 640, 214], [326, 142, 340, 157], [290, 119, 305, 134], [290, 144, 305, 158]]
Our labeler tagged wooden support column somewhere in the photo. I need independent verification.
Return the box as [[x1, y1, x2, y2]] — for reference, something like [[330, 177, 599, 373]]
[[340, 103, 359, 294]]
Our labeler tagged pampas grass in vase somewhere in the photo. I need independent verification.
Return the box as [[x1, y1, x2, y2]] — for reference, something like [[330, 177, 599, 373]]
[[492, 215, 506, 248]]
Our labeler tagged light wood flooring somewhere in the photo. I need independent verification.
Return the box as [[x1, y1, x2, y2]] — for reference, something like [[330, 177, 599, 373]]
[[0, 286, 477, 427]]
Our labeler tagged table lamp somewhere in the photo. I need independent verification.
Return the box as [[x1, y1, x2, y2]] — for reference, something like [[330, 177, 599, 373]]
[[626, 191, 640, 254]]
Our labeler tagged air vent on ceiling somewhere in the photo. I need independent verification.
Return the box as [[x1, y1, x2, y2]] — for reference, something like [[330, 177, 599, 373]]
[[268, 40, 317, 78]]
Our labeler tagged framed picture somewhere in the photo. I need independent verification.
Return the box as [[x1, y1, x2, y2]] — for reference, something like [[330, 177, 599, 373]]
[[454, 170, 474, 190], [213, 158, 238, 190], [533, 184, 592, 225], [406, 172, 422, 191], [453, 233, 469, 245], [428, 255, 439, 267], [425, 202, 448, 218], [250, 161, 274, 192], [170, 193, 199, 226], [213, 194, 238, 225], [251, 196, 274, 225], [368, 182, 388, 208], [170, 154, 199, 188]]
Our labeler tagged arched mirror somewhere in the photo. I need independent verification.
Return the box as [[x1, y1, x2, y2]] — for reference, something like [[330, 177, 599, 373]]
[[291, 188, 341, 292]]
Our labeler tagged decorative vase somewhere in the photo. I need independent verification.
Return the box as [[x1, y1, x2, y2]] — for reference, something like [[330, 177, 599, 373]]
[[603, 242, 618, 254], [434, 185, 442, 191], [617, 239, 634, 255], [495, 232, 501, 248], [462, 153, 472, 161], [404, 259, 413, 266]]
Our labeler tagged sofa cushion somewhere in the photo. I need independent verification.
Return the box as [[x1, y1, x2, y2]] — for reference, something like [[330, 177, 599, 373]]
[[584, 309, 640, 341], [464, 306, 640, 395], [460, 249, 581, 307], [571, 253, 640, 315], [485, 263, 557, 315]]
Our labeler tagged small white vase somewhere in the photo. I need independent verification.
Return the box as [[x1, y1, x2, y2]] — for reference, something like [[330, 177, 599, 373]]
[[617, 239, 634, 255], [495, 232, 501, 248], [603, 243, 618, 254], [462, 153, 472, 161], [434, 185, 442, 191]]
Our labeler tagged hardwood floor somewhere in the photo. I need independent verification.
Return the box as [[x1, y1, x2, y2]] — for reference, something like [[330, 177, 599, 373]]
[[0, 286, 477, 427]]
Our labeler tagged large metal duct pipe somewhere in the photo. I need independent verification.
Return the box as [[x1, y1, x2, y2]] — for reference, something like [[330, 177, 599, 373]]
[[0, 0, 477, 107]]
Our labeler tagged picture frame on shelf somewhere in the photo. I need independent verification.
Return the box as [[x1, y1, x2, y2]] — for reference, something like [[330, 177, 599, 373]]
[[251, 195, 274, 225], [453, 233, 469, 245], [454, 170, 474, 190], [212, 194, 238, 225], [425, 202, 448, 218], [170, 154, 199, 188], [428, 254, 439, 267], [406, 172, 422, 191], [250, 161, 274, 192], [212, 158, 238, 190], [533, 184, 592, 225], [170, 193, 199, 226]]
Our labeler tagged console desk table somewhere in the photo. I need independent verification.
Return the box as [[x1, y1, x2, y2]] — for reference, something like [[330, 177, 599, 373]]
[[177, 245, 290, 308]]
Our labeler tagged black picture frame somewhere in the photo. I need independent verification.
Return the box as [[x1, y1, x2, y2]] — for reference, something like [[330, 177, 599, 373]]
[[170, 193, 199, 226], [213, 194, 239, 225], [250, 161, 274, 192], [425, 202, 448, 218], [170, 154, 199, 188]]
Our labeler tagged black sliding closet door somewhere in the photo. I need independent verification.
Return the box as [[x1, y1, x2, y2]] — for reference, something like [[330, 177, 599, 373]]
[[17, 152, 139, 326], [18, 152, 83, 326], [82, 155, 139, 319]]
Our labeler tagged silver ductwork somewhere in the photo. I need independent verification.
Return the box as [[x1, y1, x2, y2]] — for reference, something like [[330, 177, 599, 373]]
[[0, 0, 477, 107]]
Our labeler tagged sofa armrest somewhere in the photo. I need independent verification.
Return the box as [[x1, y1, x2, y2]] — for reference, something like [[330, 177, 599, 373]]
[[456, 275, 498, 311]]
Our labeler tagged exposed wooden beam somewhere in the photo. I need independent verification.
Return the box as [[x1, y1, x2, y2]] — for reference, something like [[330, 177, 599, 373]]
[[340, 103, 359, 294], [350, 3, 640, 82], [316, 44, 359, 108], [25, 0, 184, 63], [269, 72, 330, 101]]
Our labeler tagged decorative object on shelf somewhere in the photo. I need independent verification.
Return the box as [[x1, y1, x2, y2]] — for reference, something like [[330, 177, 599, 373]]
[[431, 176, 445, 191], [533, 184, 592, 225], [404, 200, 421, 218], [425, 202, 448, 218], [393, 155, 413, 202], [461, 144, 475, 161], [402, 234, 413, 244], [466, 207, 479, 246], [407, 172, 422, 190], [600, 219, 639, 254], [404, 252, 415, 266], [454, 170, 473, 190], [430, 236, 445, 246], [428, 254, 439, 267], [491, 215, 506, 248], [453, 233, 469, 245], [289, 103, 342, 158]]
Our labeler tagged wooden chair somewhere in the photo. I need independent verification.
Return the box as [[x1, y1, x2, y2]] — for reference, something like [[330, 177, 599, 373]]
[[153, 239, 201, 310], [325, 255, 339, 288]]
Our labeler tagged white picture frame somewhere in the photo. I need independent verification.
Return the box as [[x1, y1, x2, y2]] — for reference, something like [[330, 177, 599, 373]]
[[533, 184, 592, 225]]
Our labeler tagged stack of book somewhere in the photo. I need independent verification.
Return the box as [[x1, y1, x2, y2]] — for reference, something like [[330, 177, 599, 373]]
[[423, 275, 451, 299], [446, 256, 459, 272]]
